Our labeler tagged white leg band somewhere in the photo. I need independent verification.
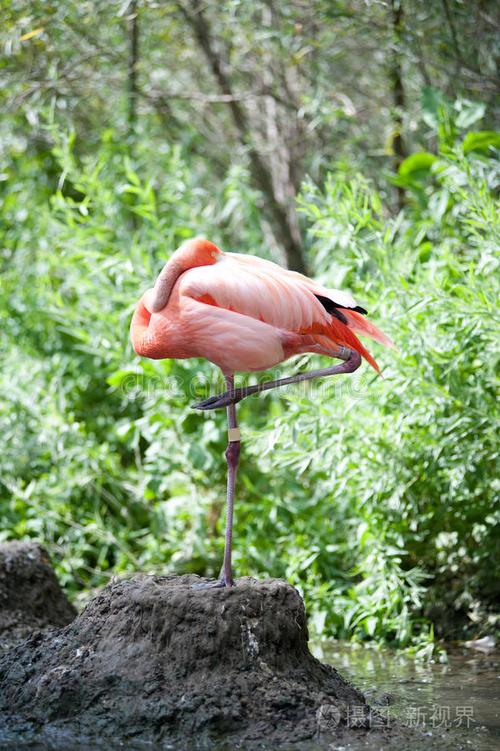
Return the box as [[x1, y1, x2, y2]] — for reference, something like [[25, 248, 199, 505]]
[[228, 427, 241, 442]]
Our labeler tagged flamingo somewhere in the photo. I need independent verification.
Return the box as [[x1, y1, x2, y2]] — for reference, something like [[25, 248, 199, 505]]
[[130, 238, 393, 587]]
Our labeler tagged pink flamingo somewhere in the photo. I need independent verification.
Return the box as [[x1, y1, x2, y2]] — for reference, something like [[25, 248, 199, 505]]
[[131, 238, 392, 587]]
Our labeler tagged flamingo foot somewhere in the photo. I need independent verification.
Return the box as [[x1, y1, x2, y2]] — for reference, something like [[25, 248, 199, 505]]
[[191, 576, 234, 590]]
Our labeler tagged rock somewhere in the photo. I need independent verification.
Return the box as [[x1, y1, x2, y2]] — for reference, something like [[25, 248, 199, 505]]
[[0, 574, 369, 747], [0, 541, 76, 656]]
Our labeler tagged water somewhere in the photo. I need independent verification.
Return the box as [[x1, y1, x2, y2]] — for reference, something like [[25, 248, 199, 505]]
[[313, 641, 500, 750]]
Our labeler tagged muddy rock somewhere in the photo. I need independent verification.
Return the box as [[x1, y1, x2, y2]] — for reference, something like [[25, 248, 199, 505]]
[[0, 574, 370, 747], [0, 541, 76, 656]]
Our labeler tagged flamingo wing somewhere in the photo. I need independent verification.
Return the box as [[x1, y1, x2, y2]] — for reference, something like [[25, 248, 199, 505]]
[[178, 253, 391, 372]]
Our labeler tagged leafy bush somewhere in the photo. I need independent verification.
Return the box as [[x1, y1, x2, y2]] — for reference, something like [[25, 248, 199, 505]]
[[283, 134, 499, 646]]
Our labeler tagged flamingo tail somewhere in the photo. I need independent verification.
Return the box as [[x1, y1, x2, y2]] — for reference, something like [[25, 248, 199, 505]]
[[343, 309, 395, 349], [322, 311, 394, 374]]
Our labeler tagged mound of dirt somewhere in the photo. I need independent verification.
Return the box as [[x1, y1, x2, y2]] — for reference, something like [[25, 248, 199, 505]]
[[0, 574, 371, 747], [0, 541, 76, 656]]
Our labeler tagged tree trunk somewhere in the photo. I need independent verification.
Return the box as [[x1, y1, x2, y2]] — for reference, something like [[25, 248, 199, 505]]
[[178, 1, 308, 274], [127, 0, 140, 138], [390, 0, 406, 212]]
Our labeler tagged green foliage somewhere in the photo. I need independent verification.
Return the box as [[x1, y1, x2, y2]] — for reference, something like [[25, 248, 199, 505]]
[[1, 89, 499, 649], [294, 137, 499, 644]]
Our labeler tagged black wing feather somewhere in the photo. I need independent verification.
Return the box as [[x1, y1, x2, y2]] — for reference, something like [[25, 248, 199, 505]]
[[314, 294, 368, 324]]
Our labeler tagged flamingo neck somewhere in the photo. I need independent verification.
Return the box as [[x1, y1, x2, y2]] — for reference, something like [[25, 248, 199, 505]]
[[150, 259, 183, 312]]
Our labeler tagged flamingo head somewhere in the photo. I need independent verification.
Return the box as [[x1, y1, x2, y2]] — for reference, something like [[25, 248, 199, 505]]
[[147, 238, 222, 314], [172, 237, 222, 270]]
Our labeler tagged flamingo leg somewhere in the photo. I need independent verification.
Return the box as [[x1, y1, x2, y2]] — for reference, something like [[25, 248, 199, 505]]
[[194, 349, 362, 411], [221, 373, 239, 586], [192, 374, 240, 589]]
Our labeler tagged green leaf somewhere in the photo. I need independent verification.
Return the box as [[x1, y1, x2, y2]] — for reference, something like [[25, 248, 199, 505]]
[[421, 87, 449, 129], [398, 152, 437, 178], [462, 131, 500, 153], [455, 102, 485, 129]]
